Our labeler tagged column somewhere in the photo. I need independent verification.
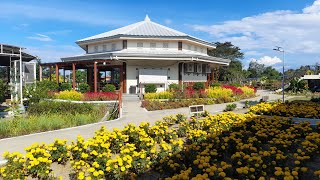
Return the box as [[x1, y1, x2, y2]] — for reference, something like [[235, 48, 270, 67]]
[[49, 66, 52, 81], [94, 62, 97, 92], [178, 63, 183, 89], [72, 63, 76, 90], [211, 69, 214, 83], [123, 62, 127, 93], [39, 65, 42, 81], [63, 69, 65, 83], [55, 64, 59, 84]]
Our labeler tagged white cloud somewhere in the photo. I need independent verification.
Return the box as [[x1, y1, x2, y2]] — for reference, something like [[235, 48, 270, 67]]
[[27, 34, 53, 42], [164, 19, 172, 25], [251, 56, 282, 66], [45, 30, 72, 35], [189, 0, 320, 54]]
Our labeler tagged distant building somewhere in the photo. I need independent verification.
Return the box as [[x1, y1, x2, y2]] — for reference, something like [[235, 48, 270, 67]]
[[301, 73, 320, 91], [41, 15, 230, 94]]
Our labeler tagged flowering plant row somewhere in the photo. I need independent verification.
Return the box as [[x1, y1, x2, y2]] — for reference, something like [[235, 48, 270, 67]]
[[144, 85, 256, 100], [249, 102, 320, 119], [52, 90, 118, 101], [1, 111, 320, 179]]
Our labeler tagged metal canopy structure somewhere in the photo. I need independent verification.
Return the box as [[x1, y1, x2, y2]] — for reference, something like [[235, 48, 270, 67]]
[[0, 44, 36, 66], [0, 44, 36, 104]]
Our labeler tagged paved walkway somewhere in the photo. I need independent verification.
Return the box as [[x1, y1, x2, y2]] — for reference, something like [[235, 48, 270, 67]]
[[0, 90, 287, 162]]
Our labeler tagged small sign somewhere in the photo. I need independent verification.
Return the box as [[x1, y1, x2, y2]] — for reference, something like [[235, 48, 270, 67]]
[[189, 105, 204, 116]]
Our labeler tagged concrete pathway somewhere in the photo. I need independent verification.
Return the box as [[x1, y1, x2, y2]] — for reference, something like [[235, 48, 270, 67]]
[[0, 90, 288, 162]]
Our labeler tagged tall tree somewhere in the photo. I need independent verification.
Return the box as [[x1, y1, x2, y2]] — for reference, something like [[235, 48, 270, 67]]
[[208, 42, 244, 82]]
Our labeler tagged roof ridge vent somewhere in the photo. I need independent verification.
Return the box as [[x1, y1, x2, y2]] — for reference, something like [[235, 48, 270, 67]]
[[144, 14, 151, 21]]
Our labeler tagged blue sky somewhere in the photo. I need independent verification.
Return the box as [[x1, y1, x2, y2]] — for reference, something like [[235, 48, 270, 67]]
[[0, 0, 319, 70]]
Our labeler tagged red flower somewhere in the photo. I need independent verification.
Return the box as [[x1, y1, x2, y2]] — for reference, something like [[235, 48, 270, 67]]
[[82, 92, 118, 101], [222, 85, 244, 95]]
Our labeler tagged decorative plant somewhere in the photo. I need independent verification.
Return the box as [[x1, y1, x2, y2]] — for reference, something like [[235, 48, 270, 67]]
[[224, 103, 237, 111], [102, 84, 116, 92], [192, 82, 205, 90], [144, 84, 157, 93], [168, 83, 179, 91], [60, 82, 72, 91], [78, 83, 90, 93], [0, 79, 7, 102]]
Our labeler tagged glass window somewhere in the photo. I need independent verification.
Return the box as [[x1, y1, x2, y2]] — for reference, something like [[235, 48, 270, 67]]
[[150, 42, 156, 49], [163, 42, 169, 49], [102, 45, 107, 51], [137, 42, 143, 48], [94, 46, 98, 53], [111, 44, 116, 51]]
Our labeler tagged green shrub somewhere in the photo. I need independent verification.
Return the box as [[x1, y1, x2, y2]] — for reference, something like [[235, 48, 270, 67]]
[[0, 79, 7, 102], [102, 84, 116, 92], [144, 84, 157, 93], [24, 80, 59, 103], [192, 82, 205, 90], [224, 103, 237, 111], [169, 83, 179, 91], [38, 80, 59, 91], [60, 83, 72, 91], [210, 82, 221, 88], [78, 83, 90, 93], [27, 101, 95, 115]]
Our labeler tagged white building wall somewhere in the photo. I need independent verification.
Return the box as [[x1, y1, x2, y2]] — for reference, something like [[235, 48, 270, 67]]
[[182, 42, 207, 54], [87, 41, 122, 53], [127, 40, 178, 50], [126, 62, 179, 94]]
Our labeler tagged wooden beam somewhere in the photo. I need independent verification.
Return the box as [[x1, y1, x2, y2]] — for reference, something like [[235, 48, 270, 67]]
[[72, 63, 76, 90], [55, 64, 59, 84], [94, 62, 97, 92]]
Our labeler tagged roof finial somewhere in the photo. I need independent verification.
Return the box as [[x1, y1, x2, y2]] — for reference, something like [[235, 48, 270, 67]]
[[144, 14, 150, 21]]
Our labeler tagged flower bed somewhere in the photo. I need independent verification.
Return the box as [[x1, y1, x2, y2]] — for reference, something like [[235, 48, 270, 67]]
[[52, 91, 118, 101], [1, 112, 320, 179], [142, 85, 256, 111], [249, 102, 320, 118]]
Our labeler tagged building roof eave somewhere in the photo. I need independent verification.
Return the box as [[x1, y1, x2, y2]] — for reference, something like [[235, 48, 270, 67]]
[[61, 52, 230, 65]]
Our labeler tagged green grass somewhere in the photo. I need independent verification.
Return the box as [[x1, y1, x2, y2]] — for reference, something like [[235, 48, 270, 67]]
[[0, 104, 108, 139]]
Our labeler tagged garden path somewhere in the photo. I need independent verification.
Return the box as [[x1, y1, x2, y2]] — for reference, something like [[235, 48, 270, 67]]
[[0, 90, 288, 163]]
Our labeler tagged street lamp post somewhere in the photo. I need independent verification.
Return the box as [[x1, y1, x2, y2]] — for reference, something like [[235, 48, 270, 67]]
[[273, 46, 285, 103]]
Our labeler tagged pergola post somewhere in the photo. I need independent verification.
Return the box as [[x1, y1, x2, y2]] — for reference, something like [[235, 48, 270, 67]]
[[39, 65, 42, 81], [72, 63, 76, 90], [49, 66, 52, 81], [55, 64, 59, 84], [94, 61, 97, 92]]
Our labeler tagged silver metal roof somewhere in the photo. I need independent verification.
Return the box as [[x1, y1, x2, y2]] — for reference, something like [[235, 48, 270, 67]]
[[61, 49, 230, 65], [76, 15, 215, 48]]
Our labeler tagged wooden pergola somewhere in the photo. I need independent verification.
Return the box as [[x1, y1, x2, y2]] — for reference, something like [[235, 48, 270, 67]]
[[40, 60, 127, 93]]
